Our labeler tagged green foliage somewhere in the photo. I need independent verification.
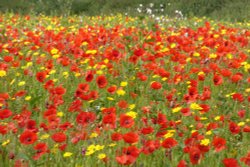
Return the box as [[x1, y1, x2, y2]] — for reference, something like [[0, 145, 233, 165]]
[[0, 0, 249, 22]]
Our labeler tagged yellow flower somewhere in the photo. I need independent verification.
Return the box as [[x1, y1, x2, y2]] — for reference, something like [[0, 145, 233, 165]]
[[95, 145, 105, 151], [164, 132, 174, 139], [205, 130, 212, 135], [116, 89, 125, 96], [190, 103, 203, 110], [214, 116, 220, 121], [120, 81, 128, 87], [90, 132, 98, 138], [170, 43, 176, 48], [193, 52, 200, 57], [209, 53, 217, 59], [98, 153, 106, 160], [172, 107, 182, 113], [96, 70, 103, 75], [40, 134, 50, 140], [57, 112, 64, 117], [129, 104, 136, 110], [86, 50, 97, 54], [0, 70, 6, 77], [2, 139, 10, 146], [50, 48, 59, 55], [25, 96, 31, 101], [126, 111, 137, 119], [108, 143, 116, 147], [63, 152, 73, 158], [18, 81, 26, 86], [200, 138, 210, 146], [238, 122, 245, 126], [107, 97, 114, 101]]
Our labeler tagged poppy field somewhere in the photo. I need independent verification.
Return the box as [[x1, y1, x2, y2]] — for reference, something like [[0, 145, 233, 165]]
[[0, 14, 250, 167]]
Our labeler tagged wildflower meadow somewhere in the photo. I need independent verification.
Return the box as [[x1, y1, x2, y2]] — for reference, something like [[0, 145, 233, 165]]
[[0, 12, 250, 167]]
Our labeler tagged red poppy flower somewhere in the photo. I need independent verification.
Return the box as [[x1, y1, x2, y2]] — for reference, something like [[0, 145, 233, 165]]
[[102, 113, 116, 128], [51, 132, 67, 143], [123, 132, 139, 144], [177, 160, 188, 167], [0, 125, 7, 135], [120, 114, 134, 128], [36, 71, 47, 83], [232, 93, 244, 102], [118, 100, 128, 109], [141, 140, 160, 155], [85, 71, 94, 82], [189, 147, 201, 165], [213, 74, 223, 86], [96, 75, 108, 88], [151, 81, 162, 90], [181, 108, 191, 116], [116, 146, 140, 165], [231, 74, 243, 83], [19, 130, 38, 145], [237, 110, 245, 118], [162, 138, 178, 149], [111, 132, 123, 141], [240, 151, 250, 166], [0, 109, 12, 119], [140, 126, 154, 135], [213, 136, 226, 152], [33, 142, 48, 160], [3, 55, 14, 62], [76, 112, 96, 126], [229, 122, 240, 134], [107, 85, 117, 94], [223, 158, 240, 167]]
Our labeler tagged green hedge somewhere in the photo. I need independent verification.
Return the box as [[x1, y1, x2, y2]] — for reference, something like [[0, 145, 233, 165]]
[[0, 0, 249, 22]]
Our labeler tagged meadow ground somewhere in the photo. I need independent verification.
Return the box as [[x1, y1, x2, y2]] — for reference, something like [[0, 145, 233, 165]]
[[0, 14, 250, 167]]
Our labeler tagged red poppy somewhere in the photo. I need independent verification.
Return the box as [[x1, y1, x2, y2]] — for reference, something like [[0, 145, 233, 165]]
[[142, 140, 160, 155], [96, 75, 108, 88], [231, 73, 243, 83], [0, 109, 12, 119], [116, 146, 140, 165], [123, 132, 139, 144], [85, 71, 94, 82], [213, 74, 223, 86], [213, 136, 226, 152], [102, 113, 116, 128], [232, 93, 244, 102], [240, 151, 250, 166], [76, 112, 96, 126], [181, 108, 191, 116], [223, 158, 240, 167], [51, 132, 67, 143], [118, 100, 128, 109], [162, 138, 178, 149], [237, 110, 245, 118], [14, 159, 29, 167], [0, 125, 7, 135], [107, 85, 117, 94], [229, 122, 240, 134], [177, 160, 188, 167], [120, 114, 134, 128], [36, 71, 47, 83], [19, 130, 38, 145], [33, 142, 48, 160], [151, 81, 162, 90], [140, 126, 154, 135], [111, 132, 123, 141], [189, 147, 201, 165], [3, 55, 14, 62]]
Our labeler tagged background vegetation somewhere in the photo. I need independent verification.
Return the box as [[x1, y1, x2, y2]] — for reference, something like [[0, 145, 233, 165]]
[[0, 0, 249, 22]]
